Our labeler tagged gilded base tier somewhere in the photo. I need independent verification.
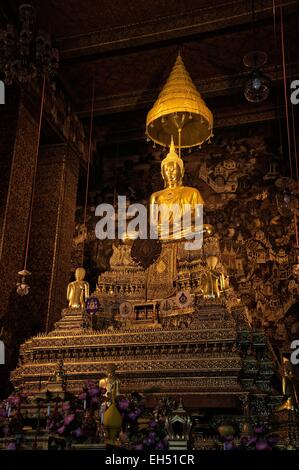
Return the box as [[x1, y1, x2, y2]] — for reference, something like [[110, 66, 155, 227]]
[[11, 240, 280, 414]]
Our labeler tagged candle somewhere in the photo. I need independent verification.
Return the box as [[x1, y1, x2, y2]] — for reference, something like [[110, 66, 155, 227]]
[[47, 404, 51, 417], [83, 399, 87, 410], [100, 403, 106, 424], [7, 406, 11, 417]]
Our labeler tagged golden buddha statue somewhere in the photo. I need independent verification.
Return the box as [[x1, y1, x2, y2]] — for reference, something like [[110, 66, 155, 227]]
[[149, 138, 204, 241], [66, 267, 89, 308]]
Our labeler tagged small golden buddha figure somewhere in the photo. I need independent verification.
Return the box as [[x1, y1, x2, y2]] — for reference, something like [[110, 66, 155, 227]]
[[67, 267, 89, 308], [277, 357, 298, 412], [99, 365, 120, 402], [203, 255, 221, 299], [47, 360, 66, 393], [149, 138, 204, 241], [220, 273, 230, 291]]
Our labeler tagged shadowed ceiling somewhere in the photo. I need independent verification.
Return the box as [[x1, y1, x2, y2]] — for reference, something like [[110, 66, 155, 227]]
[[1, 0, 299, 145]]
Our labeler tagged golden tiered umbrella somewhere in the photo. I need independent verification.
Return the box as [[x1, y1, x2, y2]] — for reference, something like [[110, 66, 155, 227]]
[[146, 52, 213, 155]]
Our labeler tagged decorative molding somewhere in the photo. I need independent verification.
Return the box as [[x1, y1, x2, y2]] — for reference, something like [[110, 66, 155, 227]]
[[59, 0, 297, 62]]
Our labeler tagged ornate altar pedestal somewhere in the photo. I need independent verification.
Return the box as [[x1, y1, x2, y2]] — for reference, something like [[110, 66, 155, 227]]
[[10, 240, 281, 425], [11, 300, 272, 411]]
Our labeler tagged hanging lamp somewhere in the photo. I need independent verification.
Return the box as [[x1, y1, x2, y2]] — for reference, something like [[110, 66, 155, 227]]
[[243, 0, 271, 103], [243, 51, 271, 103]]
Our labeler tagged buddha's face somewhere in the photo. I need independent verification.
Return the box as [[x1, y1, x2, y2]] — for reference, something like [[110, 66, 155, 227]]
[[75, 267, 86, 281], [162, 161, 182, 187]]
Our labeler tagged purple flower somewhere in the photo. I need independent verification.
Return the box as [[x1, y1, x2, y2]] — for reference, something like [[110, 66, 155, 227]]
[[254, 426, 263, 434], [64, 414, 75, 426], [256, 439, 271, 451], [0, 408, 7, 418], [149, 420, 157, 428], [247, 436, 257, 446], [148, 431, 157, 440], [134, 444, 143, 450], [117, 399, 130, 411], [6, 443, 17, 450], [9, 396, 21, 406], [86, 380, 96, 388], [128, 411, 137, 421], [48, 420, 55, 430], [88, 387, 99, 398], [143, 437, 154, 447], [57, 425, 66, 435], [62, 403, 70, 411], [155, 441, 164, 451], [78, 392, 87, 401], [72, 427, 83, 438], [224, 442, 235, 450]]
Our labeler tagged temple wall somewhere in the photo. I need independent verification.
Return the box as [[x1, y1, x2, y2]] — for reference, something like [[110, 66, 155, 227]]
[[0, 98, 81, 396], [71, 128, 299, 346], [0, 93, 40, 395]]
